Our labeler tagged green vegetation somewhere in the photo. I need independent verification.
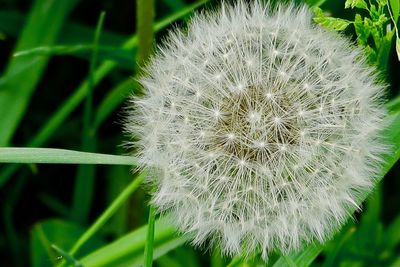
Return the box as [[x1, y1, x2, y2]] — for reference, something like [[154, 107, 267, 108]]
[[0, 0, 399, 266]]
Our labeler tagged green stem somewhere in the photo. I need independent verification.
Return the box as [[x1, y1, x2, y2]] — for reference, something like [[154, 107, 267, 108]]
[[67, 173, 144, 256], [136, 0, 155, 69], [136, 0, 156, 266], [71, 10, 106, 225], [0, 0, 209, 188], [0, 148, 136, 165], [144, 206, 156, 267]]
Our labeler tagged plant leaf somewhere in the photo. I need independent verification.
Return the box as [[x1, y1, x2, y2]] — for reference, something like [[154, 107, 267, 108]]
[[345, 0, 368, 9], [314, 16, 352, 31], [396, 36, 400, 61], [30, 219, 104, 267], [354, 14, 370, 45], [390, 0, 400, 22], [79, 219, 189, 267], [0, 148, 136, 165], [0, 0, 78, 146]]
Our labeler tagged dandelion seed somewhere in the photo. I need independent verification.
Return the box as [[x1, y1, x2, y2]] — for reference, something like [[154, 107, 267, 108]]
[[126, 1, 387, 259]]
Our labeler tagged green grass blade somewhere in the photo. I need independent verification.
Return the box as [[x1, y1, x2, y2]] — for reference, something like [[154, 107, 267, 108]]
[[305, 0, 328, 7], [0, 148, 136, 165], [211, 246, 224, 267], [384, 215, 400, 250], [163, 0, 186, 11], [93, 79, 139, 130], [71, 11, 106, 224], [30, 219, 105, 267], [0, 0, 208, 189], [0, 0, 78, 146], [272, 246, 323, 267], [38, 193, 70, 218], [52, 245, 83, 267], [12, 45, 135, 68], [144, 206, 156, 267], [67, 173, 144, 257], [136, 0, 154, 68], [30, 0, 207, 148], [13, 45, 97, 57], [390, 0, 399, 23], [80, 218, 189, 267], [386, 94, 400, 114], [0, 10, 127, 46], [136, 0, 156, 264]]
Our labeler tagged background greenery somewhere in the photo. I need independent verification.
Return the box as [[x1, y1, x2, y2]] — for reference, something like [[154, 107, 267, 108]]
[[0, 0, 399, 266]]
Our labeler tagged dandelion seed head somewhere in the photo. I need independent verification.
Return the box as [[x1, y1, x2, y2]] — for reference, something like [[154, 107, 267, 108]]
[[126, 1, 387, 259]]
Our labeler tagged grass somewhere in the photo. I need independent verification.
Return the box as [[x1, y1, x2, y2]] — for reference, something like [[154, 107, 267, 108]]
[[0, 0, 399, 266]]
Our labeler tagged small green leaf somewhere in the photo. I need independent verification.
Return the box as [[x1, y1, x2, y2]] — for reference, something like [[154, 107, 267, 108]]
[[314, 16, 352, 31], [313, 7, 352, 31], [354, 14, 370, 45], [379, 0, 389, 6], [345, 0, 368, 9], [370, 4, 380, 20], [370, 26, 382, 48], [396, 36, 400, 61], [306, 0, 328, 7], [30, 219, 104, 267], [364, 45, 378, 63], [390, 0, 400, 22], [376, 14, 389, 26]]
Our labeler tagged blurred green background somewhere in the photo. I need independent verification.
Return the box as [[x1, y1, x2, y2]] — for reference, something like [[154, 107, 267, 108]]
[[0, 0, 399, 266]]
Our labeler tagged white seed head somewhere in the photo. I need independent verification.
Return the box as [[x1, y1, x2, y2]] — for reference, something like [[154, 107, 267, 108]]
[[126, 1, 387, 259]]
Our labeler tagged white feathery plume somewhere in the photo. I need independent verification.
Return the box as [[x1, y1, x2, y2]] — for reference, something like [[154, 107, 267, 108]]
[[125, 1, 387, 258]]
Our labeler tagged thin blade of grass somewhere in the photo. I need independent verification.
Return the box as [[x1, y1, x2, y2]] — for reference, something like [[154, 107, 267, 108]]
[[0, 0, 208, 188], [93, 79, 139, 130], [136, 0, 156, 265], [0, 0, 78, 146], [272, 245, 323, 267], [62, 173, 144, 266], [144, 206, 156, 267], [71, 10, 105, 225], [38, 194, 70, 218], [384, 214, 400, 249], [79, 218, 189, 267], [163, 0, 186, 11], [12, 45, 135, 68], [0, 10, 127, 46], [0, 148, 136, 165], [51, 245, 83, 267], [136, 0, 155, 68]]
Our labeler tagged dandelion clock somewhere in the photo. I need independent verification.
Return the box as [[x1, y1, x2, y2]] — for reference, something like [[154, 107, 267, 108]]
[[125, 1, 387, 258]]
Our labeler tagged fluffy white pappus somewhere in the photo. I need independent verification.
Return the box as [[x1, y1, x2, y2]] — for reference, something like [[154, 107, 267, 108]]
[[125, 1, 388, 259]]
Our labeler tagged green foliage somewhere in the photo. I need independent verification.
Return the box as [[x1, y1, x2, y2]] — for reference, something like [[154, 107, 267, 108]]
[[313, 7, 352, 30], [0, 0, 398, 266], [30, 219, 104, 267], [313, 0, 399, 69], [345, 0, 368, 9]]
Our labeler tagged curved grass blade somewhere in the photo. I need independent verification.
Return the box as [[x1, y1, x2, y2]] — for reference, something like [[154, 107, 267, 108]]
[[68, 173, 144, 256], [79, 218, 189, 267], [12, 45, 135, 69], [0, 0, 78, 146], [136, 0, 156, 265], [71, 11, 105, 224], [0, 0, 209, 188], [0, 148, 136, 165]]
